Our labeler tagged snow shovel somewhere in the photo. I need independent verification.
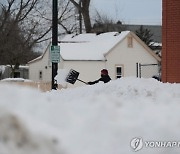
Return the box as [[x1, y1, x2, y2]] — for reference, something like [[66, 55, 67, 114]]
[[66, 69, 87, 84]]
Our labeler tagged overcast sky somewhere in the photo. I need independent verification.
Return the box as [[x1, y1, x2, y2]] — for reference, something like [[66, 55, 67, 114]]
[[91, 0, 162, 25], [0, 0, 162, 25]]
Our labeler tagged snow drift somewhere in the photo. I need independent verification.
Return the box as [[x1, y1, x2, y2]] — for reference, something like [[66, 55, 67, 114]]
[[0, 77, 180, 154]]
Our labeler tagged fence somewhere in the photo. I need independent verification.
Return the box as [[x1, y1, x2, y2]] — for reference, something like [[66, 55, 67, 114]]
[[136, 63, 161, 80], [0, 81, 63, 92]]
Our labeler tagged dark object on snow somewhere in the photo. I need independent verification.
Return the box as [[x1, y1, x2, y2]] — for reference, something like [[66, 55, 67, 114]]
[[101, 69, 108, 75], [152, 75, 161, 81], [87, 69, 111, 85], [66, 69, 87, 84]]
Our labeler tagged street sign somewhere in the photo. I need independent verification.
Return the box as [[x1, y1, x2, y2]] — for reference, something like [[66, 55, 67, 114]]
[[50, 45, 60, 63]]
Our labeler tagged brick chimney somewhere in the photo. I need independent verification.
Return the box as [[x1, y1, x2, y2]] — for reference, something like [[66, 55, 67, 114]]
[[162, 0, 180, 83]]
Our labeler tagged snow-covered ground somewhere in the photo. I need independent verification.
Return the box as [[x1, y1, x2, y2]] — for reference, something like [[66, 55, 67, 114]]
[[0, 77, 180, 154]]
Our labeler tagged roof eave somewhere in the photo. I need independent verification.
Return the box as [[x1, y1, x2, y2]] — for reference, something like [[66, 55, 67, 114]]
[[28, 42, 51, 64], [130, 32, 161, 62]]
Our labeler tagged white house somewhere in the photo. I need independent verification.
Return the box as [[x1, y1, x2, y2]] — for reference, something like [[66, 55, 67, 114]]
[[28, 31, 161, 87]]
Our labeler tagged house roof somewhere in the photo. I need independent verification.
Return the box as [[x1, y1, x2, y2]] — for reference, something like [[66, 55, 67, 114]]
[[28, 43, 51, 64], [60, 31, 130, 61], [28, 31, 161, 63]]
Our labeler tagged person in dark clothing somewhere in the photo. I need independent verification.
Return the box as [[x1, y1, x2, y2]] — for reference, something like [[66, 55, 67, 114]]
[[87, 69, 111, 85]]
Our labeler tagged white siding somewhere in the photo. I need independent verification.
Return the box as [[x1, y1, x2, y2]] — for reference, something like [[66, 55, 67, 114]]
[[28, 33, 160, 88], [63, 61, 105, 87], [105, 35, 158, 79], [29, 46, 52, 82]]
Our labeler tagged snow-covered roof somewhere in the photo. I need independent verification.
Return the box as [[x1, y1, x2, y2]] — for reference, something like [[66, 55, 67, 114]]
[[28, 31, 161, 64], [150, 42, 162, 47], [59, 31, 130, 60], [61, 33, 97, 43], [0, 65, 6, 73], [1, 78, 32, 82]]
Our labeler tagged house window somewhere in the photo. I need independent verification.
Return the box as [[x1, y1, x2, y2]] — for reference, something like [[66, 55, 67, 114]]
[[39, 71, 43, 80], [116, 66, 123, 78], [14, 72, 20, 78], [127, 36, 133, 48]]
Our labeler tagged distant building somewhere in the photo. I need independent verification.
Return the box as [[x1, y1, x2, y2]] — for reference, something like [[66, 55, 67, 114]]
[[0, 65, 29, 80], [162, 0, 180, 83], [92, 23, 162, 43]]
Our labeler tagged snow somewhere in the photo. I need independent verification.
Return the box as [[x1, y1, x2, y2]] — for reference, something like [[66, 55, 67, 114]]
[[60, 31, 130, 60], [0, 77, 180, 154], [1, 78, 33, 82], [27, 31, 130, 62], [150, 42, 162, 47], [61, 33, 97, 42], [0, 65, 6, 74], [55, 69, 70, 87]]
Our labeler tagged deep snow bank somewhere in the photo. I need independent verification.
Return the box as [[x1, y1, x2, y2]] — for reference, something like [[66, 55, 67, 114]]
[[0, 77, 180, 154], [0, 109, 61, 154]]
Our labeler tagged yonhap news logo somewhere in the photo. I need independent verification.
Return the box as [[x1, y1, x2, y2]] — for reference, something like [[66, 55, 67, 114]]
[[130, 137, 143, 152], [130, 137, 180, 152]]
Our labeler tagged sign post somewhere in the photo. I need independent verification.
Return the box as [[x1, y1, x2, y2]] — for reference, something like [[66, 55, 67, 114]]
[[52, 0, 58, 90], [50, 45, 60, 63]]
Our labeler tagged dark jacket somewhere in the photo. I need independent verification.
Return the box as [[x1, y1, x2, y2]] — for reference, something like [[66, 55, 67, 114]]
[[88, 74, 111, 85]]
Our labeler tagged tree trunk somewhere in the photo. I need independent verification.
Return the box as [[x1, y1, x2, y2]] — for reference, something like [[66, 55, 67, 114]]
[[81, 9, 91, 33], [70, 0, 92, 33]]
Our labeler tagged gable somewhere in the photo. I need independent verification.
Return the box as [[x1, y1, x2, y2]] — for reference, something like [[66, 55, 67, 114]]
[[105, 32, 161, 62], [28, 43, 51, 64]]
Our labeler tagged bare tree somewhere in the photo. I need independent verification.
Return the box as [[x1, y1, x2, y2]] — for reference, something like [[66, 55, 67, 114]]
[[0, 0, 47, 77], [69, 0, 92, 33], [0, 0, 52, 43], [0, 0, 76, 62], [135, 25, 154, 48], [92, 10, 126, 33], [57, 0, 77, 34], [0, 0, 78, 78], [39, 0, 77, 35], [0, 16, 41, 77]]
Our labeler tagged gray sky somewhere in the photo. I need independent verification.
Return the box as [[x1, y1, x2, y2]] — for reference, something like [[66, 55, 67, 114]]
[[91, 0, 162, 25], [0, 0, 162, 25]]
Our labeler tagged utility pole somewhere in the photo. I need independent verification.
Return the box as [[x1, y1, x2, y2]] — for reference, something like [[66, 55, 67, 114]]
[[51, 0, 58, 90], [79, 0, 82, 34]]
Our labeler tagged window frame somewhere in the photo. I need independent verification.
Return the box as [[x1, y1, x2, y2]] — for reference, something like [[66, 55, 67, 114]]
[[127, 36, 133, 48], [115, 65, 124, 79]]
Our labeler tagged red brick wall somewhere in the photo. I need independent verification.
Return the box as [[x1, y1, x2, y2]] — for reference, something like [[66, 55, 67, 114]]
[[162, 0, 180, 83]]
